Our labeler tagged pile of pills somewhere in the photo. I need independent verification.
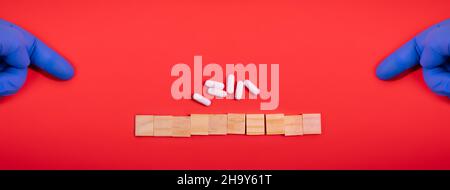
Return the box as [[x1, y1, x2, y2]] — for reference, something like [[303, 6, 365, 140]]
[[192, 74, 260, 106]]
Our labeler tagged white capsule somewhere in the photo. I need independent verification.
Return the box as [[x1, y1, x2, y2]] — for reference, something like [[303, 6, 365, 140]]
[[235, 81, 244, 100], [244, 80, 260, 95], [205, 80, 224, 89], [207, 88, 227, 98], [226, 74, 235, 94], [192, 93, 211, 106]]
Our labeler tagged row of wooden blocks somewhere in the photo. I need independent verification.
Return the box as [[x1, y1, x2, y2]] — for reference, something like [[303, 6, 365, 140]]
[[135, 113, 321, 137]]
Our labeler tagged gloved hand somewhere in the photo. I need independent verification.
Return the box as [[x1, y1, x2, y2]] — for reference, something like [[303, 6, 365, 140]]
[[376, 19, 450, 97], [0, 19, 74, 96]]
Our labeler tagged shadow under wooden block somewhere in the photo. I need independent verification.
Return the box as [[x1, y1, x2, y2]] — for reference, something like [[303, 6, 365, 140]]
[[209, 114, 227, 135], [190, 114, 209, 135], [227, 113, 246, 135], [135, 115, 154, 136], [172, 116, 191, 137], [284, 115, 303, 136], [266, 114, 284, 135], [302, 113, 322, 135], [246, 114, 265, 135], [153, 115, 173, 137]]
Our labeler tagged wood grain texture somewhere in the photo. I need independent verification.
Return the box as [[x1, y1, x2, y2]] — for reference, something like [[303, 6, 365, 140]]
[[284, 115, 303, 136], [190, 114, 209, 135], [302, 113, 322, 135], [208, 114, 227, 135], [227, 113, 246, 134], [153, 115, 173, 137], [135, 115, 154, 136], [266, 114, 284, 135], [246, 114, 265, 135], [136, 114, 321, 137], [172, 116, 191, 137]]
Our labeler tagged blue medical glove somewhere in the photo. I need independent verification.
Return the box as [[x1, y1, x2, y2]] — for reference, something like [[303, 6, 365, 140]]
[[0, 19, 74, 96], [376, 19, 450, 97]]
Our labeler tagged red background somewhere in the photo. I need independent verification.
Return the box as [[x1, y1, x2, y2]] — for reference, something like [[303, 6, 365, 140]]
[[0, 0, 449, 169]]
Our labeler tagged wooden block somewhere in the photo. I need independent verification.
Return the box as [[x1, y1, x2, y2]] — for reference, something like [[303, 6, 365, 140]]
[[302, 113, 322, 134], [172, 116, 191, 137], [208, 114, 227, 135], [284, 115, 303, 136], [246, 114, 265, 135], [135, 115, 154, 136], [227, 113, 246, 134], [190, 114, 209, 135], [266, 114, 284, 135], [153, 115, 173, 137]]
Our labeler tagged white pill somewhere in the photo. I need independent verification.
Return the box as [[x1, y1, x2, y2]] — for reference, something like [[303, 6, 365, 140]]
[[244, 80, 260, 95], [235, 81, 244, 100], [205, 80, 224, 89], [226, 74, 235, 94], [193, 93, 211, 106], [207, 88, 227, 98]]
